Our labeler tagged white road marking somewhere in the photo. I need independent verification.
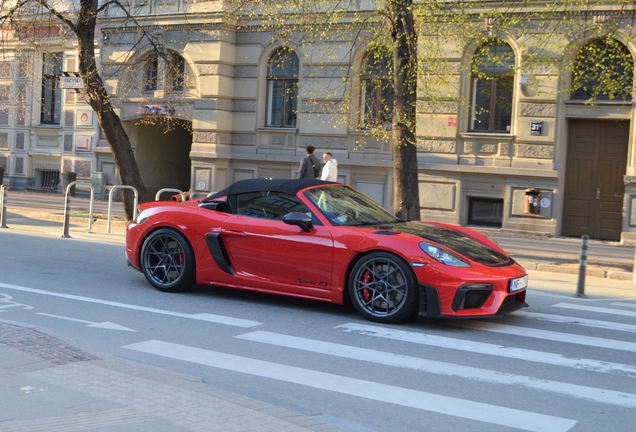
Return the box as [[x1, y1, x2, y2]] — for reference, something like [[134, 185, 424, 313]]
[[237, 331, 636, 408], [123, 340, 576, 432], [528, 291, 632, 302], [553, 303, 636, 318], [453, 321, 636, 352], [611, 302, 636, 309], [515, 310, 636, 333], [36, 312, 136, 331], [337, 323, 636, 376], [0, 282, 261, 328]]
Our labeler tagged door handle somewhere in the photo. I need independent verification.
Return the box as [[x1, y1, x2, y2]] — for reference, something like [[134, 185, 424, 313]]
[[596, 188, 600, 199], [224, 229, 246, 236]]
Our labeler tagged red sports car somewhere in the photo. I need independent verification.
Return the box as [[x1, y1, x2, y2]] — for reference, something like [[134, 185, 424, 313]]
[[126, 178, 528, 323]]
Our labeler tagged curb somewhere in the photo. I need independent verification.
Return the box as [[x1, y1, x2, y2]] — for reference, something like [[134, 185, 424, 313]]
[[520, 261, 633, 280]]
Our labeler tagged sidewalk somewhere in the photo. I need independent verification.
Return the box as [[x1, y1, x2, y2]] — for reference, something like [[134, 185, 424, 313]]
[[0, 320, 345, 432], [2, 190, 128, 243]]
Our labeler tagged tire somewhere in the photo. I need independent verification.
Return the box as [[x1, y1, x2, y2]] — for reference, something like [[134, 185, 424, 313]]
[[140, 228, 195, 292], [348, 252, 419, 323]]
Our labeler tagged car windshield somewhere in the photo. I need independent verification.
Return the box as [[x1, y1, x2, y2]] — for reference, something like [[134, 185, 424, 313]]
[[304, 185, 399, 226]]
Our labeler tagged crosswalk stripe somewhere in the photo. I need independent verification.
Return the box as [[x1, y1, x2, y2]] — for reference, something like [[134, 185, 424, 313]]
[[237, 331, 636, 408], [337, 323, 636, 376], [611, 302, 636, 309], [516, 311, 636, 333], [454, 321, 636, 352], [553, 303, 636, 318], [122, 340, 576, 432]]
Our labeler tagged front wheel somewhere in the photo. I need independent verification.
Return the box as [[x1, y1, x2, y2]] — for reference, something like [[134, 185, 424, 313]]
[[348, 252, 419, 323], [140, 228, 195, 292]]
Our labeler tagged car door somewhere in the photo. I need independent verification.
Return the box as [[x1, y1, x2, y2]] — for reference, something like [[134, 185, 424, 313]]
[[220, 191, 334, 297]]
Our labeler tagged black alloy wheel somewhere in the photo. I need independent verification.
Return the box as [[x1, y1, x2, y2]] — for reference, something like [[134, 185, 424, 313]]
[[348, 252, 419, 323], [140, 228, 195, 292]]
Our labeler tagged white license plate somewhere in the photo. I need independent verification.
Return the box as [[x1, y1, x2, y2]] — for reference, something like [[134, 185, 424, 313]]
[[509, 275, 528, 292]]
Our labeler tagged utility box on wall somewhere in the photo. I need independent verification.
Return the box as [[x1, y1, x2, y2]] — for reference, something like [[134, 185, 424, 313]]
[[524, 188, 541, 214], [511, 188, 553, 218]]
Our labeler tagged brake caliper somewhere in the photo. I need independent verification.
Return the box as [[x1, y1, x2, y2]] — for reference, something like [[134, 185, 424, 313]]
[[362, 270, 372, 302]]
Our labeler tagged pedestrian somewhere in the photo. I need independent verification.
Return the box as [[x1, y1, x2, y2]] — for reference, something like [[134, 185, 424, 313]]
[[298, 145, 321, 179], [320, 152, 338, 182]]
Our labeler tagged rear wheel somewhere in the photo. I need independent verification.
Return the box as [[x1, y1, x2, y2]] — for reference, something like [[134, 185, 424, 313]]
[[348, 252, 419, 323], [140, 229, 195, 292]]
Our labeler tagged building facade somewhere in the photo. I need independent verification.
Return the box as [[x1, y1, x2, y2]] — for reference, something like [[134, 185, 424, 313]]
[[2, 1, 636, 243]]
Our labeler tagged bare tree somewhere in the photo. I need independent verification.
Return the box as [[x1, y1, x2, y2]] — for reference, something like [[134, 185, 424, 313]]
[[0, 0, 159, 219]]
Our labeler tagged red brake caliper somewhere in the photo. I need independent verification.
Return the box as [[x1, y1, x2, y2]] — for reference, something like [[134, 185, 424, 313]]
[[362, 270, 372, 302]]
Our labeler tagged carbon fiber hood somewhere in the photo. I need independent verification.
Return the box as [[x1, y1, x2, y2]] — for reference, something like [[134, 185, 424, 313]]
[[371, 221, 511, 266]]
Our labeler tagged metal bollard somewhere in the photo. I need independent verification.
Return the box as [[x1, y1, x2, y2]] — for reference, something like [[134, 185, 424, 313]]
[[61, 192, 71, 238], [575, 234, 588, 298], [0, 185, 7, 228]]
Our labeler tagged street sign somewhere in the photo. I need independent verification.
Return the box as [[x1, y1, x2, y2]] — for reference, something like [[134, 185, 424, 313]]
[[59, 76, 84, 89], [530, 121, 543, 136]]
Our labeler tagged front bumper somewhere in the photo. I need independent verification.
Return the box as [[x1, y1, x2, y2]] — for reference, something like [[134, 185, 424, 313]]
[[417, 283, 528, 319]]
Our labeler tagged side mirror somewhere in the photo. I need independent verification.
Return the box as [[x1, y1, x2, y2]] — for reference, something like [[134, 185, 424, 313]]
[[283, 212, 314, 232]]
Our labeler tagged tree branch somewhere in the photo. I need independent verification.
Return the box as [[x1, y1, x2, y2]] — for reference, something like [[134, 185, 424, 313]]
[[36, 0, 77, 34], [97, 0, 118, 13], [0, 0, 29, 21]]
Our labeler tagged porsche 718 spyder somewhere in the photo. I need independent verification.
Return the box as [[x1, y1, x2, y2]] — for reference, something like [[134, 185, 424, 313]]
[[126, 178, 528, 323]]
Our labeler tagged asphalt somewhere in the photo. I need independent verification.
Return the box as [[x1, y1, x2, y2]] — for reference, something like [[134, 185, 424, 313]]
[[0, 188, 635, 431]]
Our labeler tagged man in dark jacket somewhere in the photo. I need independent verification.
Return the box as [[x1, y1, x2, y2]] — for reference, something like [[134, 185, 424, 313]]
[[298, 145, 322, 179]]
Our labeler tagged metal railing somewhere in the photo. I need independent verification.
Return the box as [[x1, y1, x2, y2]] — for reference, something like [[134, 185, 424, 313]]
[[155, 188, 186, 202], [62, 181, 94, 238], [107, 185, 138, 234]]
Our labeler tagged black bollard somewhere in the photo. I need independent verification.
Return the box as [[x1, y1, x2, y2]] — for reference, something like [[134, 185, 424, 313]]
[[575, 235, 588, 298]]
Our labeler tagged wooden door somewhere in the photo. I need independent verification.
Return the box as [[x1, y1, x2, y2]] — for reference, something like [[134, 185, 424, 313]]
[[562, 120, 629, 241]]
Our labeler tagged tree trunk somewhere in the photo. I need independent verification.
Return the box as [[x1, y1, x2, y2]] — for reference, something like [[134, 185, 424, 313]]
[[75, 1, 149, 220], [387, 0, 420, 221]]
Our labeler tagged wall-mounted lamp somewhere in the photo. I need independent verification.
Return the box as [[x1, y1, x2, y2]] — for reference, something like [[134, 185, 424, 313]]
[[520, 74, 537, 98]]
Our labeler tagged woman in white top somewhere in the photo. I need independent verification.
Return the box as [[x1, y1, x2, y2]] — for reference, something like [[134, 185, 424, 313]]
[[321, 152, 338, 182]]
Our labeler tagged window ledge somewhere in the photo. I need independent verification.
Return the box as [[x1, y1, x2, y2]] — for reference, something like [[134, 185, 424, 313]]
[[460, 132, 512, 139], [351, 129, 391, 134], [258, 126, 298, 132], [31, 124, 62, 130], [566, 99, 632, 106]]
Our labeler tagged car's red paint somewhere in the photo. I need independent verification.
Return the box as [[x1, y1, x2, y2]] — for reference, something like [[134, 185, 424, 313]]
[[126, 179, 527, 322]]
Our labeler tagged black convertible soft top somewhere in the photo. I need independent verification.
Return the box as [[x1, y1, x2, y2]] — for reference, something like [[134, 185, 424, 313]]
[[204, 178, 337, 201]]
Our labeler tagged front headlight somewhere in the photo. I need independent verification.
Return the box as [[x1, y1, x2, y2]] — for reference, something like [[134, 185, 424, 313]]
[[135, 210, 149, 224], [419, 242, 470, 267]]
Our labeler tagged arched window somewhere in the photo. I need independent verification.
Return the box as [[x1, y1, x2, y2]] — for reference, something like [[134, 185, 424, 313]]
[[571, 38, 633, 101], [360, 49, 394, 129], [144, 55, 158, 91], [168, 53, 186, 92], [470, 40, 514, 132], [267, 49, 299, 127]]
